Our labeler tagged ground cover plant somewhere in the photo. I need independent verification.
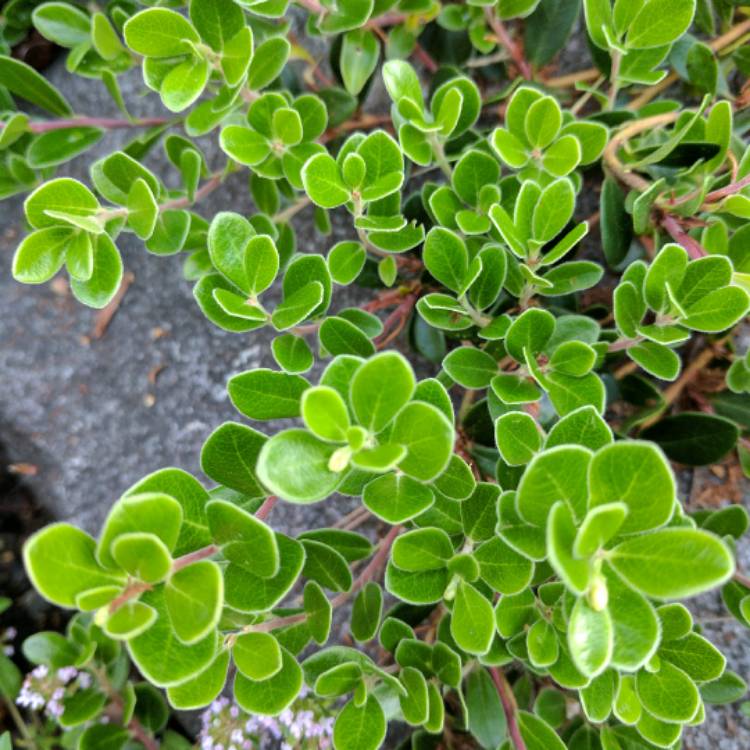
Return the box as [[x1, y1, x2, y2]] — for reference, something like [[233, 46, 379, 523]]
[[2, 0, 750, 748]]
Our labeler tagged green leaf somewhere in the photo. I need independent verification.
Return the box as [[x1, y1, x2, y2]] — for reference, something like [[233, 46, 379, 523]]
[[233, 632, 282, 681], [659, 632, 725, 683], [532, 179, 575, 242], [636, 662, 699, 722], [201, 422, 267, 498], [626, 0, 696, 49], [527, 619, 560, 668], [474, 537, 534, 595], [545, 406, 612, 450], [124, 9, 199, 57], [542, 134, 581, 177], [25, 178, 99, 230], [362, 473, 435, 523], [272, 334, 313, 374], [443, 347, 498, 389], [272, 282, 324, 331], [495, 412, 542, 466], [641, 412, 740, 466], [167, 650, 230, 710], [609, 528, 734, 599], [315, 662, 363, 697], [320, 316, 375, 357], [505, 308, 556, 362], [127, 179, 159, 240], [302, 386, 351, 442], [333, 695, 386, 750], [0, 55, 73, 115], [467, 669, 507, 748], [392, 528, 452, 571], [302, 539, 352, 592], [574, 503, 628, 558], [302, 153, 350, 208], [629, 340, 680, 381], [220, 126, 271, 166], [111, 533, 171, 583], [160, 57, 209, 113], [70, 234, 123, 309], [453, 150, 501, 207], [700, 671, 748, 704], [600, 177, 633, 267], [350, 352, 415, 432], [385, 560, 449, 605], [545, 371, 606, 417], [128, 589, 218, 687], [525, 96, 562, 149], [164, 560, 223, 644], [189, 0, 244, 52], [304, 580, 332, 644], [423, 227, 469, 293], [390, 402, 453, 482], [33, 2, 91, 46], [547, 501, 591, 595], [400, 666, 429, 725], [228, 369, 309, 420], [451, 581, 495, 655], [124, 468, 211, 556], [341, 29, 379, 96], [588, 441, 675, 535], [351, 582, 383, 642], [517, 445, 592, 527], [257, 429, 342, 503], [247, 37, 290, 89], [23, 524, 124, 608], [12, 227, 72, 284], [549, 340, 596, 377], [206, 498, 278, 577], [224, 534, 304, 612], [97, 492, 183, 569], [382, 60, 424, 110], [103, 601, 157, 640], [568, 597, 613, 678], [234, 646, 302, 715], [27, 127, 102, 170], [328, 241, 366, 285], [681, 286, 749, 332]]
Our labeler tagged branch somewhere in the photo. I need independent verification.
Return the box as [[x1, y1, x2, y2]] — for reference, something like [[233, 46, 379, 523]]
[[703, 173, 750, 204], [0, 116, 170, 134], [489, 667, 527, 750], [638, 333, 732, 431], [171, 544, 220, 573], [160, 170, 224, 211], [660, 214, 706, 259], [602, 112, 680, 193], [254, 524, 403, 633], [483, 7, 531, 80]]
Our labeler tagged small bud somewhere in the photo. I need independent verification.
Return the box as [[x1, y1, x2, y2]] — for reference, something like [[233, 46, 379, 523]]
[[328, 446, 352, 473], [588, 577, 609, 612]]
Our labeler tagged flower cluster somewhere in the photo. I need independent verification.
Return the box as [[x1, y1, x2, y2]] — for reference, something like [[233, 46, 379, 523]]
[[1, 625, 16, 656], [16, 665, 91, 718], [198, 690, 334, 750]]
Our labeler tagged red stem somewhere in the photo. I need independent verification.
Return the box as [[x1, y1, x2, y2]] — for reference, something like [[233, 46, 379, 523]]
[[255, 524, 403, 633], [160, 171, 224, 211], [255, 495, 278, 520], [704, 172, 750, 203], [483, 8, 532, 80], [0, 116, 171, 134], [171, 544, 220, 573], [661, 214, 706, 259], [489, 667, 527, 750]]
